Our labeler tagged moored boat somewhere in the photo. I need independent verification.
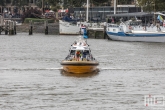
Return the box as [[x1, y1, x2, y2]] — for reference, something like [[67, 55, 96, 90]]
[[59, 19, 104, 35], [59, 0, 104, 35], [106, 19, 165, 43], [59, 19, 88, 35], [60, 36, 99, 74]]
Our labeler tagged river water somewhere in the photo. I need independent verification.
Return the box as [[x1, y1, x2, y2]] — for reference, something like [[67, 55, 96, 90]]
[[0, 33, 165, 110]]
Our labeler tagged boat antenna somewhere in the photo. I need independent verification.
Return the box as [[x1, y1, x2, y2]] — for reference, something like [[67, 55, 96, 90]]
[[80, 11, 82, 35]]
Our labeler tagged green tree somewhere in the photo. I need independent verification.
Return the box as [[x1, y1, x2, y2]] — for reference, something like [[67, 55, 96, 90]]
[[117, 0, 134, 5], [64, 0, 84, 7], [45, 0, 61, 11], [92, 0, 109, 4], [137, 0, 165, 12], [11, 0, 28, 6], [0, 0, 5, 6], [65, 0, 110, 7], [11, 0, 28, 13], [86, 0, 110, 6]]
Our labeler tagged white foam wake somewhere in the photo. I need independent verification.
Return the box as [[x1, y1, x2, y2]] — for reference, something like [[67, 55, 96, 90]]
[[0, 68, 63, 71]]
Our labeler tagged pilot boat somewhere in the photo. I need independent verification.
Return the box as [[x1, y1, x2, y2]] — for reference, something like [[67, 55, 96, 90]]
[[60, 37, 99, 74]]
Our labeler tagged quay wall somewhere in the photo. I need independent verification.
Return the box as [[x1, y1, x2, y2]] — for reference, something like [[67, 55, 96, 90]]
[[16, 22, 59, 35]]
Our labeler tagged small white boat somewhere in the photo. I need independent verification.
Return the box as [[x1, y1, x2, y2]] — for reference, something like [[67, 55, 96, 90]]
[[59, 0, 104, 35], [106, 20, 165, 43], [59, 19, 104, 35], [59, 20, 88, 35], [60, 36, 99, 74]]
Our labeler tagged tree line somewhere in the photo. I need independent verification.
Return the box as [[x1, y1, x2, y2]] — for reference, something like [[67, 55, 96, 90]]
[[137, 0, 165, 12], [0, 0, 111, 12], [1, 0, 165, 12]]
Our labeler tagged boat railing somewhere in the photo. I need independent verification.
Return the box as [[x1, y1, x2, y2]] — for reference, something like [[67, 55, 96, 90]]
[[64, 54, 92, 61], [130, 23, 165, 32], [107, 23, 119, 28], [65, 55, 71, 60]]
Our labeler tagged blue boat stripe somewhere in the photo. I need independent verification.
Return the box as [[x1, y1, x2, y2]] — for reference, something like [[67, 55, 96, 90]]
[[106, 31, 165, 37]]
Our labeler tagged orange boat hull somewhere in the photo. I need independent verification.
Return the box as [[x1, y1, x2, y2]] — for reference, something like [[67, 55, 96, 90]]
[[63, 65, 98, 74], [61, 61, 99, 74]]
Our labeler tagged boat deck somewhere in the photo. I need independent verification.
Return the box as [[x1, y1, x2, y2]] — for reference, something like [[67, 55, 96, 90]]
[[132, 30, 165, 34]]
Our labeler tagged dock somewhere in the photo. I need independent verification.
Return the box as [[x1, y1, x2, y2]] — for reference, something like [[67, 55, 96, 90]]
[[0, 15, 17, 35], [87, 26, 107, 39]]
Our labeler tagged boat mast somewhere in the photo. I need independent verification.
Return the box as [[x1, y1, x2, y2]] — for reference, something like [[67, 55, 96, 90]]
[[154, 0, 156, 25], [86, 0, 89, 22], [114, 0, 116, 14]]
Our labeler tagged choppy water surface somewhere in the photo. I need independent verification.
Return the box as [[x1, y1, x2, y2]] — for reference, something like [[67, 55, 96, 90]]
[[0, 33, 165, 110]]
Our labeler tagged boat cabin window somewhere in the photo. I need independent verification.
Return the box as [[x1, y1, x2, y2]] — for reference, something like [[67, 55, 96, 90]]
[[83, 50, 90, 55], [128, 21, 142, 26], [71, 50, 90, 55], [70, 50, 75, 55], [108, 24, 119, 28]]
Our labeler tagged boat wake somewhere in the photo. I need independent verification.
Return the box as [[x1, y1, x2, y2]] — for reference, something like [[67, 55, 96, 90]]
[[1, 67, 165, 71], [99, 67, 165, 70], [0, 68, 63, 71]]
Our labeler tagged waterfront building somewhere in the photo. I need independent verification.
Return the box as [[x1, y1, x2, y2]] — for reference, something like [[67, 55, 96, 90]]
[[71, 0, 140, 22], [0, 0, 38, 15]]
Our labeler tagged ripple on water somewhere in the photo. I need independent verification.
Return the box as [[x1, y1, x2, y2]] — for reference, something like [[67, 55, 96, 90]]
[[0, 35, 165, 109]]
